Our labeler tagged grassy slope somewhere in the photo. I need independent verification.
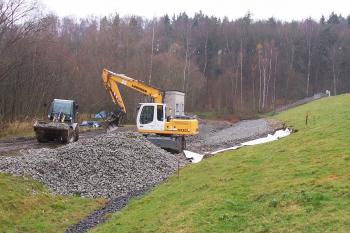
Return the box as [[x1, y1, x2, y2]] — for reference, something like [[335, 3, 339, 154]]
[[0, 173, 105, 232], [92, 94, 350, 232]]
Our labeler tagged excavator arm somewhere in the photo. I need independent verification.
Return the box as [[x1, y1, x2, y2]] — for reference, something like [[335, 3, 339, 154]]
[[102, 71, 127, 114], [101, 68, 164, 130], [102, 69, 164, 106]]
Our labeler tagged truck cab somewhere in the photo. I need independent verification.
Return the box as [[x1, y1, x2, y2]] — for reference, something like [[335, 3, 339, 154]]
[[49, 99, 78, 123], [34, 99, 79, 143]]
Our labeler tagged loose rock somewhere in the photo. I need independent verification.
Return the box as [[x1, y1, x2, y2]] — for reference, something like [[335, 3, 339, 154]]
[[187, 119, 282, 153], [0, 131, 182, 199]]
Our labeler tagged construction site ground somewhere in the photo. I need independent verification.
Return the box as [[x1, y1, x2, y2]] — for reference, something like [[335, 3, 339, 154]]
[[0, 117, 283, 232], [0, 118, 281, 157], [0, 128, 122, 157]]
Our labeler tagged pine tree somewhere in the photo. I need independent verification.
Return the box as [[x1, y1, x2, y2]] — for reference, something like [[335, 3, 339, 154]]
[[320, 15, 325, 25], [327, 12, 340, 24]]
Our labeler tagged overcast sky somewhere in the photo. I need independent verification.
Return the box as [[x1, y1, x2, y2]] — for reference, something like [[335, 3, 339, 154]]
[[40, 0, 349, 21]]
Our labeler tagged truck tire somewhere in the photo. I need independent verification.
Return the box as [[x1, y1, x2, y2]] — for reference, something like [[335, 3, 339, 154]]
[[68, 133, 75, 143], [61, 130, 71, 143], [61, 135, 69, 143], [74, 127, 79, 142]]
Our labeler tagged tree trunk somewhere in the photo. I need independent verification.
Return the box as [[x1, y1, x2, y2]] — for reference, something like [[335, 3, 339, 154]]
[[148, 22, 155, 85], [240, 39, 243, 106], [306, 41, 311, 96], [258, 52, 262, 111]]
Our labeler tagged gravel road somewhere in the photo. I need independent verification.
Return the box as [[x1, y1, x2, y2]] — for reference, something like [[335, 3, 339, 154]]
[[0, 128, 126, 157]]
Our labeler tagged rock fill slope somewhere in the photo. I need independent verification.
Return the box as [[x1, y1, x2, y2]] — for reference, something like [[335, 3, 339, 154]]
[[0, 132, 180, 198]]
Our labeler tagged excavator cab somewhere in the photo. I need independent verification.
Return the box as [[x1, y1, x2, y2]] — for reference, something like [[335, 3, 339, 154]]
[[137, 103, 165, 132]]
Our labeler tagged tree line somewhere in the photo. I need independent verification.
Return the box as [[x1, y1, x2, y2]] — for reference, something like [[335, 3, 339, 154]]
[[1, 0, 350, 122]]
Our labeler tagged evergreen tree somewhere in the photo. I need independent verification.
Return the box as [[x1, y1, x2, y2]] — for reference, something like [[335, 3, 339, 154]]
[[327, 12, 340, 24], [320, 15, 325, 25]]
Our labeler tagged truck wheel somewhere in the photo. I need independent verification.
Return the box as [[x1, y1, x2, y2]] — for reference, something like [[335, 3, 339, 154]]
[[61, 135, 68, 143], [68, 133, 75, 143], [74, 127, 79, 142], [67, 129, 78, 143], [61, 131, 71, 143]]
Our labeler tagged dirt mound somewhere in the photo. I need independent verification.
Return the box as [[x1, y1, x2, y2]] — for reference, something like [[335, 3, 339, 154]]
[[0, 131, 181, 198]]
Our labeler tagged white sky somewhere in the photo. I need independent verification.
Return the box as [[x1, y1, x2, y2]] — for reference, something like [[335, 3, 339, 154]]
[[40, 0, 349, 21]]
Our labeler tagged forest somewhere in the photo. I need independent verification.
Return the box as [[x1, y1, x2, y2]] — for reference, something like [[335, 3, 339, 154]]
[[1, 0, 350, 122]]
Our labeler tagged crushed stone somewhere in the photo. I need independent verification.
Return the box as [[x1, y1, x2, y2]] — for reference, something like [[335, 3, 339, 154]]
[[0, 131, 183, 199]]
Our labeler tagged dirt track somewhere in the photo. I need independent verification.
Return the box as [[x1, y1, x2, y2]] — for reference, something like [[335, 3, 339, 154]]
[[0, 130, 106, 156]]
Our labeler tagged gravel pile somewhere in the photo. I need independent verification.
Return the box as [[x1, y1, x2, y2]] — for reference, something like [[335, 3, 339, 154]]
[[187, 119, 282, 153], [186, 120, 231, 148], [0, 131, 181, 198], [207, 119, 271, 146]]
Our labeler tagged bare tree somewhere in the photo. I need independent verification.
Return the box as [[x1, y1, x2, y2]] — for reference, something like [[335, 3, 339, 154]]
[[330, 45, 342, 96], [148, 19, 155, 85], [304, 19, 315, 97]]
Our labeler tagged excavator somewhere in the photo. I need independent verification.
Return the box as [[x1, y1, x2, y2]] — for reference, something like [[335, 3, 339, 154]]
[[101, 68, 199, 152]]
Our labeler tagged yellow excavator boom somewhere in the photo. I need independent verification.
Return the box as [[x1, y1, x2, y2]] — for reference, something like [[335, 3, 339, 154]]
[[102, 69, 164, 114]]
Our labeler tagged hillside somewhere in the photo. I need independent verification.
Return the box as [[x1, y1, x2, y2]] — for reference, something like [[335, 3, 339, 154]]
[[92, 94, 350, 232]]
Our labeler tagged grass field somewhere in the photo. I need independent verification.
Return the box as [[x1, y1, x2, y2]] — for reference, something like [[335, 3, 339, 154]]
[[92, 94, 350, 232], [0, 173, 105, 233]]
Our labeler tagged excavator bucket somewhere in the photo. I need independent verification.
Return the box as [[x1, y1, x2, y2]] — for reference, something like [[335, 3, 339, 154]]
[[106, 121, 119, 132], [105, 111, 124, 133]]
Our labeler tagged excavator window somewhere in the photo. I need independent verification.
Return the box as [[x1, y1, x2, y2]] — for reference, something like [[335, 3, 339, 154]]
[[157, 105, 164, 121], [140, 106, 154, 124]]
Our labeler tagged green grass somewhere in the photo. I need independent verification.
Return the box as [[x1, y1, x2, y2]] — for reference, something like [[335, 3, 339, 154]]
[[0, 173, 105, 232], [92, 94, 350, 232]]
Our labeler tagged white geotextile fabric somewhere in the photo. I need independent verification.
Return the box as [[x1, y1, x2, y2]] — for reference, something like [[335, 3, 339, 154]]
[[185, 128, 291, 163], [183, 150, 204, 163], [242, 128, 291, 146], [210, 146, 242, 155]]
